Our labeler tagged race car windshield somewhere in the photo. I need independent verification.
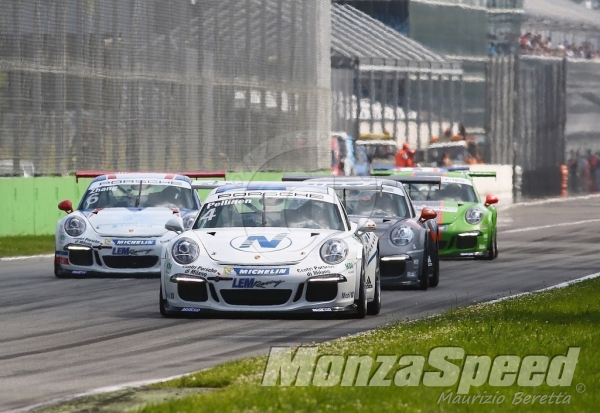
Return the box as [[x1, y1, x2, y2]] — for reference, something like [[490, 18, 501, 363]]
[[335, 189, 409, 218], [195, 197, 345, 230], [80, 184, 195, 210], [404, 182, 478, 203]]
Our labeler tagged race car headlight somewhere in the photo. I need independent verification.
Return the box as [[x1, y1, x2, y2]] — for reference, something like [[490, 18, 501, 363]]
[[182, 214, 197, 231], [64, 216, 86, 237], [171, 237, 200, 265], [390, 226, 414, 246], [465, 208, 483, 225], [320, 239, 348, 265]]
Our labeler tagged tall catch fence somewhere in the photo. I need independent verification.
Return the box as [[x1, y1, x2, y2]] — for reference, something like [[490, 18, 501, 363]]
[[565, 60, 600, 155], [0, 0, 331, 176], [485, 55, 567, 199]]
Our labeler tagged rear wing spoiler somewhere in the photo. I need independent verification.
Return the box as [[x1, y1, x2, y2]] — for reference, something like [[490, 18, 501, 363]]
[[376, 175, 442, 189], [75, 170, 226, 183], [281, 174, 333, 182], [312, 183, 384, 192], [191, 181, 235, 190], [374, 166, 470, 174], [468, 171, 496, 178]]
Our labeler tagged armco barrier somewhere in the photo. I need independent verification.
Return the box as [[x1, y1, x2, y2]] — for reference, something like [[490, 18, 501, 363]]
[[0, 172, 284, 237]]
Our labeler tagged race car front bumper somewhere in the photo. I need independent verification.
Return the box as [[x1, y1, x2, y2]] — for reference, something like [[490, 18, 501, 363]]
[[161, 261, 360, 314], [438, 230, 490, 259], [379, 253, 423, 287], [55, 237, 170, 276], [163, 302, 358, 316]]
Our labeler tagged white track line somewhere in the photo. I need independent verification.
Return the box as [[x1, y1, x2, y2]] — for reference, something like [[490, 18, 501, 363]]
[[485, 272, 600, 305], [499, 193, 600, 210], [499, 218, 600, 234], [11, 271, 600, 413], [6, 372, 199, 413], [0, 254, 53, 262]]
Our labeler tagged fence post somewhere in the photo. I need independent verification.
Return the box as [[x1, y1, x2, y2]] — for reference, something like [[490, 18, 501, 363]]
[[512, 54, 521, 204]]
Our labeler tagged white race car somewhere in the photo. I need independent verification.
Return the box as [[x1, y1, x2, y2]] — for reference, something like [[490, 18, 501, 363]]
[[159, 182, 381, 317], [54, 171, 225, 277]]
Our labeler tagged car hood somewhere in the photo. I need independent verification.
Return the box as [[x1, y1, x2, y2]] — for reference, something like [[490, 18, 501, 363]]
[[85, 207, 185, 237], [192, 228, 341, 265], [411, 201, 471, 225], [348, 215, 409, 238]]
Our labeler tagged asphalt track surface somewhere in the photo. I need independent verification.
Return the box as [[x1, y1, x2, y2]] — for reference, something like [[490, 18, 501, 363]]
[[2, 197, 600, 411]]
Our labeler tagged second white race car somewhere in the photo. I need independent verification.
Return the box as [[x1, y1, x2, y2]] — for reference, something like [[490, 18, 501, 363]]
[[55, 170, 225, 277], [160, 182, 380, 317]]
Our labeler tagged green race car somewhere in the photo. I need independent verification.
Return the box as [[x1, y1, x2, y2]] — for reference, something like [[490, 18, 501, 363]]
[[375, 169, 499, 259]]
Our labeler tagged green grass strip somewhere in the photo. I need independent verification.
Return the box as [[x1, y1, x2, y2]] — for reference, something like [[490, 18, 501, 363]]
[[142, 278, 600, 413], [0, 235, 54, 258]]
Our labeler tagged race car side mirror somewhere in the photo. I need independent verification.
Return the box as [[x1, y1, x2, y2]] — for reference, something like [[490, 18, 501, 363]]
[[355, 218, 377, 233], [485, 195, 499, 206], [165, 216, 185, 234], [58, 200, 73, 214], [418, 207, 437, 223]]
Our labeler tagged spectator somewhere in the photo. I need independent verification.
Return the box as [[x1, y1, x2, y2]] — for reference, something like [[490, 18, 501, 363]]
[[437, 150, 452, 167], [407, 149, 416, 167], [589, 152, 599, 192], [595, 153, 600, 193], [568, 152, 578, 193], [395, 142, 411, 167], [519, 32, 599, 60], [577, 154, 589, 193]]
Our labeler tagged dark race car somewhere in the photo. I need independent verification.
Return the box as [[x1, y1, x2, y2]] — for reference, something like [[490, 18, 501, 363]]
[[283, 175, 441, 290]]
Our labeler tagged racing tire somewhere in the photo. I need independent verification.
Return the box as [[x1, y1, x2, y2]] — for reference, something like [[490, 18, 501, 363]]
[[352, 267, 368, 319], [485, 234, 498, 261], [418, 248, 430, 290], [367, 254, 381, 315], [429, 249, 440, 288], [493, 235, 499, 259], [54, 262, 67, 278], [159, 285, 171, 318]]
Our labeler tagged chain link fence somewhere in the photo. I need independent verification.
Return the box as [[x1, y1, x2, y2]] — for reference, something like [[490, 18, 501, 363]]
[[565, 60, 600, 155], [485, 55, 567, 198], [0, 0, 331, 176]]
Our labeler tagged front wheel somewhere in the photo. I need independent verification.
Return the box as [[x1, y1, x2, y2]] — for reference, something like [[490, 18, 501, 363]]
[[352, 268, 367, 319], [159, 285, 171, 318], [418, 249, 430, 290], [54, 261, 66, 278], [367, 255, 381, 315], [429, 249, 440, 287], [485, 234, 498, 261]]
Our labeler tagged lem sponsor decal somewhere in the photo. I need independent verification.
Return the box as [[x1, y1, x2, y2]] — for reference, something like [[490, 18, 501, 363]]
[[231, 278, 284, 289]]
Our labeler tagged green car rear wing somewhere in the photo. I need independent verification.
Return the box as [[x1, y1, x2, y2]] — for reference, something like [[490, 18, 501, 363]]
[[468, 172, 496, 178]]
